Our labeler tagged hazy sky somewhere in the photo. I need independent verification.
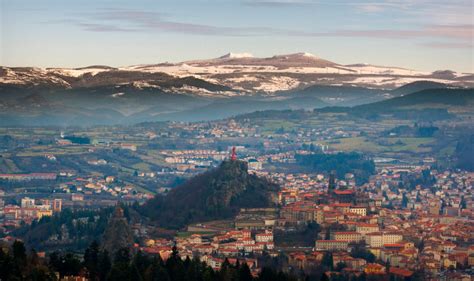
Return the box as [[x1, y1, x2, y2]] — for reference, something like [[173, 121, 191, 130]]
[[1, 0, 473, 72]]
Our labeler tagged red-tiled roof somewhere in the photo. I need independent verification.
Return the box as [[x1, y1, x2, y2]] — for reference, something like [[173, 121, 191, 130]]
[[389, 267, 413, 277], [334, 190, 354, 195]]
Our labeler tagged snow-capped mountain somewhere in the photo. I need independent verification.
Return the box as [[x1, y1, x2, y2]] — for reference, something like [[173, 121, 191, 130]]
[[1, 53, 473, 127], [218, 52, 254, 59], [1, 52, 473, 96]]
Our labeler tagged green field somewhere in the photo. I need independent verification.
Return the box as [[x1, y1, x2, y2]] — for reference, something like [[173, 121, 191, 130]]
[[0, 157, 21, 173], [16, 145, 91, 157], [323, 136, 436, 154], [140, 150, 168, 166], [132, 162, 153, 172], [260, 120, 298, 134]]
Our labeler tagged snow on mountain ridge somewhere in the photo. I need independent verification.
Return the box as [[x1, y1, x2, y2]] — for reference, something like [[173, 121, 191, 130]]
[[301, 52, 317, 58], [1, 52, 472, 95], [218, 52, 254, 59]]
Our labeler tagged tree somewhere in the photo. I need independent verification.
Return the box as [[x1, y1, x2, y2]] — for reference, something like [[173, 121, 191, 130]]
[[48, 252, 82, 277], [165, 246, 185, 281], [324, 229, 331, 240], [401, 193, 408, 208], [145, 258, 170, 281], [0, 240, 306, 281], [239, 262, 253, 281], [335, 262, 347, 272], [356, 272, 367, 281], [350, 242, 376, 263], [132, 251, 152, 276], [321, 252, 333, 270], [258, 267, 277, 281], [108, 248, 132, 281], [0, 248, 14, 280], [12, 240, 27, 278], [98, 250, 112, 281], [218, 258, 234, 281], [84, 241, 100, 280], [418, 239, 424, 252], [415, 192, 421, 203]]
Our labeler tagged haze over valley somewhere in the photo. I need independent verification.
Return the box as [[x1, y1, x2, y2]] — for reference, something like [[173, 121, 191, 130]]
[[1, 52, 472, 126]]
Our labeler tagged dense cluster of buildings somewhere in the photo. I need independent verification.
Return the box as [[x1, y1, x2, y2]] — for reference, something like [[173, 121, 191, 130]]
[[1, 197, 62, 227], [138, 229, 274, 275], [115, 162, 473, 280], [271, 165, 474, 279]]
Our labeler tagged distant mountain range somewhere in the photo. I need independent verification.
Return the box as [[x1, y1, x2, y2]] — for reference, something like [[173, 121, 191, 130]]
[[2, 52, 472, 94], [1, 53, 473, 126]]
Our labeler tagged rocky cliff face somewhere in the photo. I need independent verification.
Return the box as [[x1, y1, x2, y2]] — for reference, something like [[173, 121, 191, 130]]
[[102, 206, 134, 255]]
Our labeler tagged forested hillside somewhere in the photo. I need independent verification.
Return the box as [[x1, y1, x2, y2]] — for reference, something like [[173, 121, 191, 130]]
[[141, 160, 280, 229]]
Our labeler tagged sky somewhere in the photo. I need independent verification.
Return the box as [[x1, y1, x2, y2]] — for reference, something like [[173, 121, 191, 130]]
[[1, 0, 473, 72]]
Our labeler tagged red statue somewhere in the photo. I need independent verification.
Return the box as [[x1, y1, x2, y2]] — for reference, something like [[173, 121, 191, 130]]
[[231, 146, 237, 161]]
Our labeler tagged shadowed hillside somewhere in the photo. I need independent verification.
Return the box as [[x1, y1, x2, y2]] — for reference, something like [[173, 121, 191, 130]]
[[141, 160, 280, 229], [355, 88, 473, 109], [390, 80, 448, 96], [315, 88, 474, 121]]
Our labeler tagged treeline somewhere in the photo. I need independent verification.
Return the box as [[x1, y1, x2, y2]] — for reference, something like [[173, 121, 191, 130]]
[[235, 109, 310, 121], [383, 124, 439, 138], [274, 222, 321, 247], [0, 240, 297, 281], [12, 207, 116, 251], [295, 152, 375, 184], [63, 135, 91, 144]]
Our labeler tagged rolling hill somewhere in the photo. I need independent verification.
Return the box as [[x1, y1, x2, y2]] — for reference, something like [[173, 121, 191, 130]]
[[355, 88, 474, 110], [390, 80, 449, 96], [325, 88, 474, 121]]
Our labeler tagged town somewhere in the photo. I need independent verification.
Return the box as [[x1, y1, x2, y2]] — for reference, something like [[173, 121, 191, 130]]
[[0, 107, 472, 281]]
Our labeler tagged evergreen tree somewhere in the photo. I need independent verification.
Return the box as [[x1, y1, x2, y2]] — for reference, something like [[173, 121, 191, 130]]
[[0, 248, 14, 281], [321, 252, 333, 270], [133, 251, 153, 275], [0, 240, 337, 281], [84, 241, 100, 280], [130, 264, 143, 281], [165, 246, 185, 281], [335, 262, 347, 272], [238, 262, 253, 281], [324, 229, 331, 240], [98, 250, 112, 281], [258, 267, 277, 281], [218, 258, 234, 281], [48, 252, 82, 278], [385, 259, 390, 273], [146, 257, 170, 281], [108, 248, 132, 281], [401, 193, 408, 208], [12, 240, 27, 277]]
